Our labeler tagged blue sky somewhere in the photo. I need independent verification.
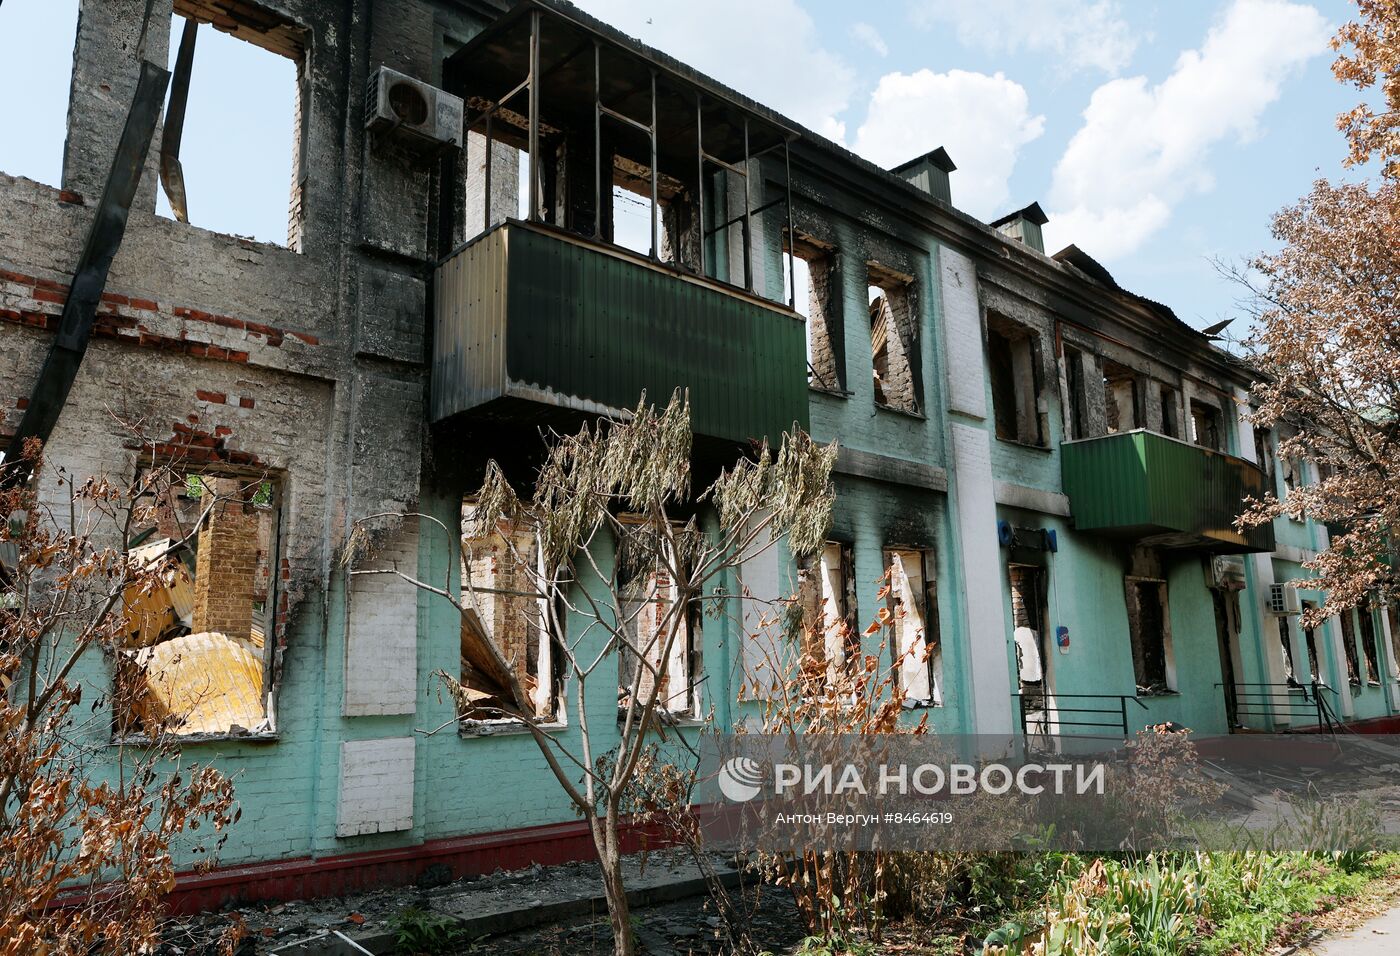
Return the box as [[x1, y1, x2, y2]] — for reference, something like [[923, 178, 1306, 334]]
[[0, 0, 1367, 332]]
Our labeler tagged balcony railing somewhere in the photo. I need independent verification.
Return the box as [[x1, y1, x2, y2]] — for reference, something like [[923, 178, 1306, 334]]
[[431, 221, 808, 446], [1061, 429, 1275, 553]]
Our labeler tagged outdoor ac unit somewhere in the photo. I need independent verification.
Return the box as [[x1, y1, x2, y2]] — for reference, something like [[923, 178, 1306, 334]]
[[365, 66, 463, 150], [1266, 582, 1301, 615]]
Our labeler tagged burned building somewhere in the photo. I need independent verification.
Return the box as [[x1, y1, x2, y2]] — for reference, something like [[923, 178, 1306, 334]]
[[2, 0, 1398, 907]]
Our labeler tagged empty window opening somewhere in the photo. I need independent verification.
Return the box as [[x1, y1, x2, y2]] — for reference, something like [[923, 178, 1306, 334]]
[[868, 264, 919, 414], [1255, 427, 1276, 487], [611, 182, 656, 256], [1062, 345, 1088, 440], [1283, 456, 1305, 499], [615, 519, 697, 717], [1302, 600, 1322, 684], [1339, 608, 1361, 686], [1102, 361, 1140, 434], [784, 233, 840, 392], [1190, 399, 1223, 451], [798, 542, 857, 688], [1010, 565, 1047, 700], [1389, 603, 1400, 680], [1276, 615, 1298, 685], [887, 550, 940, 706], [0, 0, 79, 188], [1358, 607, 1381, 684], [1160, 386, 1181, 439], [460, 500, 563, 723], [118, 473, 279, 738], [156, 4, 306, 248], [986, 314, 1044, 445], [1126, 577, 1172, 694]]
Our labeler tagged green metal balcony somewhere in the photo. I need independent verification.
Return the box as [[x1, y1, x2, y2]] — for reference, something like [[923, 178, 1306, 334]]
[[1061, 430, 1275, 553], [431, 221, 808, 446]]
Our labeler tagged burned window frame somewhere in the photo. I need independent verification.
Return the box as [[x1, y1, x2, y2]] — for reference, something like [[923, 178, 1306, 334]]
[[797, 540, 858, 689], [1339, 607, 1361, 686], [116, 466, 284, 741], [1124, 575, 1174, 695], [445, 10, 797, 297], [867, 262, 920, 415], [458, 498, 567, 729], [614, 515, 701, 721], [1102, 359, 1141, 434], [1189, 397, 1224, 452], [985, 312, 1046, 447], [1358, 605, 1382, 685], [883, 547, 941, 707], [784, 230, 844, 394], [1159, 385, 1181, 439]]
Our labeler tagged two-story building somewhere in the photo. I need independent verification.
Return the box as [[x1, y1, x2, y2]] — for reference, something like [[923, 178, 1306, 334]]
[[2, 0, 1398, 908]]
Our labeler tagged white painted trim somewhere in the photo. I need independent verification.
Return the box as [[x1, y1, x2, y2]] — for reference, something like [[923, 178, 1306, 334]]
[[950, 424, 1014, 737]]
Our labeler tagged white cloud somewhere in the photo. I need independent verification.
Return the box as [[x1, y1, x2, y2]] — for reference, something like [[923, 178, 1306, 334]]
[[571, 0, 857, 137], [910, 0, 1140, 76], [851, 21, 889, 57], [1044, 0, 1330, 259], [852, 69, 1045, 216]]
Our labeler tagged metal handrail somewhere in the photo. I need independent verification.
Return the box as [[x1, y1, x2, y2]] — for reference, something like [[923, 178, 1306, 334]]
[[1014, 692, 1149, 738], [1216, 680, 1337, 734]]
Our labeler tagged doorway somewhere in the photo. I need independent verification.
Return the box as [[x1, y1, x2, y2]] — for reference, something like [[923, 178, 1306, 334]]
[[1211, 588, 1244, 729], [1009, 563, 1051, 704]]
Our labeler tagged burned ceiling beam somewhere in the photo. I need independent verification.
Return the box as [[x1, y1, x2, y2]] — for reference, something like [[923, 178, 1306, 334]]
[[159, 18, 199, 224]]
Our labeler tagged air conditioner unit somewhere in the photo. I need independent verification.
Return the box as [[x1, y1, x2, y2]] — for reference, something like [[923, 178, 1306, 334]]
[[1209, 555, 1247, 591], [1266, 582, 1301, 615], [365, 66, 463, 150]]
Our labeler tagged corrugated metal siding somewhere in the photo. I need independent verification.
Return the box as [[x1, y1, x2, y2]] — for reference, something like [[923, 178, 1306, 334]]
[[432, 228, 510, 422], [432, 222, 808, 445], [1062, 431, 1274, 552]]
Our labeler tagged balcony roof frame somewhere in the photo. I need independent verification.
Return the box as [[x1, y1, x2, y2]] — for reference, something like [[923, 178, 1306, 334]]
[[445, 0, 799, 306]]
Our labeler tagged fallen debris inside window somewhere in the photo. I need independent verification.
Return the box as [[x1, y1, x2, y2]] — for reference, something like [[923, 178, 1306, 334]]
[[459, 500, 561, 725], [118, 473, 278, 737]]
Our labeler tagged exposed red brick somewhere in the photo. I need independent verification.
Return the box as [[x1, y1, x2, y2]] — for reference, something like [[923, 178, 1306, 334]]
[[289, 331, 319, 346], [244, 321, 277, 337], [228, 350, 249, 363], [239, 397, 255, 409], [32, 288, 66, 305], [33, 277, 65, 292], [187, 414, 200, 424], [129, 298, 158, 312], [16, 398, 29, 409], [187, 343, 208, 357], [206, 345, 229, 361], [57, 189, 84, 205], [215, 426, 233, 437], [195, 389, 227, 404], [101, 292, 129, 305], [0, 269, 34, 285]]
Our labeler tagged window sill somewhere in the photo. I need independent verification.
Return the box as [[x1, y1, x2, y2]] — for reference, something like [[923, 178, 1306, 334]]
[[996, 437, 1053, 453], [1136, 690, 1180, 699], [874, 403, 926, 422], [458, 720, 566, 738], [901, 700, 942, 711], [110, 730, 279, 747], [808, 383, 850, 399]]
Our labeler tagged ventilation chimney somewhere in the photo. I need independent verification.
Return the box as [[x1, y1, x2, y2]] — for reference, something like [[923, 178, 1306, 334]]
[[991, 202, 1049, 254], [891, 147, 956, 206]]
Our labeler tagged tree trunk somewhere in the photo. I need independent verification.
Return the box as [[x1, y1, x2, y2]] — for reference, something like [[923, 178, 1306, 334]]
[[592, 807, 635, 956]]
